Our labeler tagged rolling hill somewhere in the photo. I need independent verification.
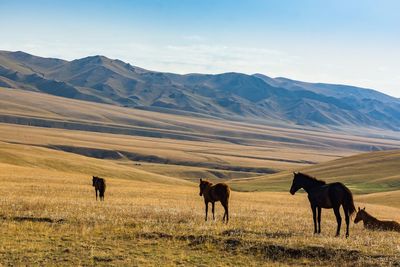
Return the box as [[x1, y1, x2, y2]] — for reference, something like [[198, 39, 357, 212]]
[[1, 50, 400, 131], [231, 149, 400, 194]]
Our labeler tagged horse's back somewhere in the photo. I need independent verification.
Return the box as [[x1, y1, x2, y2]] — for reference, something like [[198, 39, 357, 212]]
[[309, 184, 332, 208], [95, 178, 106, 191], [211, 183, 230, 202], [385, 220, 400, 231], [328, 182, 354, 207]]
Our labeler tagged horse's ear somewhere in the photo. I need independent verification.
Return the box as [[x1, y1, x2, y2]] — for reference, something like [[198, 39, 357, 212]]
[[363, 207, 366, 210], [200, 178, 202, 182], [358, 207, 360, 211]]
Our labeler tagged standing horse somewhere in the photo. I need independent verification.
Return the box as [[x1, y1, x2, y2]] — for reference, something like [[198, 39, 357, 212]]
[[199, 179, 230, 223], [92, 176, 106, 201], [354, 207, 400, 232], [289, 172, 356, 237]]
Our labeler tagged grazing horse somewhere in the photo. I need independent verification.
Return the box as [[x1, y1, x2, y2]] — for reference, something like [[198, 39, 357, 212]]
[[354, 207, 400, 232], [92, 176, 106, 201], [199, 179, 230, 223], [290, 172, 356, 237]]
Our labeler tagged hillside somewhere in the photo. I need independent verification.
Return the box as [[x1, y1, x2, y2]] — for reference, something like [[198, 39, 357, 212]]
[[231, 150, 400, 194], [0, 139, 399, 265], [356, 190, 400, 209], [1, 50, 400, 130]]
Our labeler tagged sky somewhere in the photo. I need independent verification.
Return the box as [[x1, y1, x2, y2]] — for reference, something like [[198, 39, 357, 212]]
[[0, 0, 399, 97]]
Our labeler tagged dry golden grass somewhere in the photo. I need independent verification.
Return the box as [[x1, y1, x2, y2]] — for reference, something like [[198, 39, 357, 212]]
[[0, 123, 338, 172], [0, 142, 399, 266], [356, 190, 400, 209], [2, 87, 400, 172], [231, 150, 400, 194], [1, 88, 400, 265]]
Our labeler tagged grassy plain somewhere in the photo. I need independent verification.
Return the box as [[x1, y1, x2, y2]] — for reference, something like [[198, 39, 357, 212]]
[[0, 140, 400, 266], [1, 88, 400, 265]]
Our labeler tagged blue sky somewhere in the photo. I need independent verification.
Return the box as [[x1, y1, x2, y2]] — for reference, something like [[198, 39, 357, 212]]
[[0, 0, 399, 97]]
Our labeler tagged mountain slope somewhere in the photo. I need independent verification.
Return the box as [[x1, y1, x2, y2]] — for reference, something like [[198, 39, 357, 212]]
[[1, 50, 399, 130]]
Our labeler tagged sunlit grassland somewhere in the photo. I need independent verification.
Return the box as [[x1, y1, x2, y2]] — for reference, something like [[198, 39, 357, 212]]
[[0, 144, 399, 266], [231, 150, 400, 196]]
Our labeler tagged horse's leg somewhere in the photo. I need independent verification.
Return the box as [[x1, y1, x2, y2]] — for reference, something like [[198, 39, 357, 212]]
[[95, 189, 98, 201], [205, 201, 209, 221], [317, 207, 322, 234], [222, 202, 229, 223], [226, 203, 229, 223], [333, 206, 342, 237], [212, 202, 215, 221], [222, 203, 226, 222], [311, 204, 317, 234], [344, 207, 350, 238]]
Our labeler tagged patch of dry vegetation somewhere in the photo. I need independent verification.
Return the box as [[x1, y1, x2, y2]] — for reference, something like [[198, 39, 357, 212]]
[[0, 143, 399, 266]]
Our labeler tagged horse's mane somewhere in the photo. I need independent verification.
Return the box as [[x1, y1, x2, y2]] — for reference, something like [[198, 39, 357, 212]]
[[298, 172, 326, 186], [200, 179, 213, 185]]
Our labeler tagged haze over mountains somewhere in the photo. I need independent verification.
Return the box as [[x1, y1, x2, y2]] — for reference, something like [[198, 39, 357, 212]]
[[1, 50, 399, 131]]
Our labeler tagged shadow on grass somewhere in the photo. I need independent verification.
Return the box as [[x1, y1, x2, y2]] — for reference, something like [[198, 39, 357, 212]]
[[136, 230, 399, 265], [0, 215, 65, 223]]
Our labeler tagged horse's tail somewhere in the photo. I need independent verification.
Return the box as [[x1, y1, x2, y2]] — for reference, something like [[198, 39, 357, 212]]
[[342, 184, 356, 217]]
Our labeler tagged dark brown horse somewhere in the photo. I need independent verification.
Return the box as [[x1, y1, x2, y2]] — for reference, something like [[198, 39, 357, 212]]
[[354, 207, 400, 232], [199, 179, 230, 223], [92, 176, 106, 201], [290, 172, 356, 237]]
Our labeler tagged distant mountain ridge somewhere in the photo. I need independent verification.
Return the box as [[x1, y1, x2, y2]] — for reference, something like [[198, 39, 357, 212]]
[[0, 50, 399, 130]]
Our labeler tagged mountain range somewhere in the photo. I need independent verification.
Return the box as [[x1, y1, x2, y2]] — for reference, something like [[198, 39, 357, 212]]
[[0, 50, 399, 130]]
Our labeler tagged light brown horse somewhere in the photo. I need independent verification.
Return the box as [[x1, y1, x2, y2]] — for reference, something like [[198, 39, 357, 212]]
[[92, 176, 106, 201], [354, 207, 400, 232], [199, 179, 230, 223]]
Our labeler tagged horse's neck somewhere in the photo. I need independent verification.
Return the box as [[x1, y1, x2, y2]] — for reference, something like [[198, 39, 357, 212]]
[[363, 212, 379, 225], [204, 184, 213, 193], [303, 181, 324, 194], [204, 184, 214, 198]]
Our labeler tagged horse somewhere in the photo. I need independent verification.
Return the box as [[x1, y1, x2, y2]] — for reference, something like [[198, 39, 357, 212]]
[[199, 178, 230, 223], [354, 207, 400, 232], [289, 172, 356, 237], [92, 176, 106, 201]]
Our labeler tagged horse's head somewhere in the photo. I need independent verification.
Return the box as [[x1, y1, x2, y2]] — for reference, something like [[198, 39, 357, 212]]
[[354, 207, 366, 223], [290, 172, 303, 195], [199, 178, 210, 196]]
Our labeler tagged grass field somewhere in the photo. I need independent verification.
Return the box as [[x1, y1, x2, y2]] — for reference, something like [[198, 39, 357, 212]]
[[0, 138, 400, 266], [231, 150, 400, 195], [1, 88, 400, 265]]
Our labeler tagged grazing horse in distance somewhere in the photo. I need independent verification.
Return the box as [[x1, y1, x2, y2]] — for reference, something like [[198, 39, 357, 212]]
[[199, 179, 230, 223], [92, 176, 106, 201], [354, 207, 400, 232], [290, 172, 356, 237]]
